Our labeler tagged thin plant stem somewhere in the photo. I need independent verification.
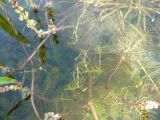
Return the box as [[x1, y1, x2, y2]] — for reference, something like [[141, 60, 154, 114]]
[[88, 102, 99, 120], [88, 74, 93, 100], [31, 69, 41, 120], [87, 74, 99, 120]]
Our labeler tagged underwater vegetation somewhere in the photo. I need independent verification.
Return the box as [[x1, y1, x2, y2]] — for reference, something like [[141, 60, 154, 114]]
[[0, 0, 160, 120]]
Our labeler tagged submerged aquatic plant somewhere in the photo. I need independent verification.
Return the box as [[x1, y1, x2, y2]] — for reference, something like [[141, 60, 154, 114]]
[[60, 0, 160, 117]]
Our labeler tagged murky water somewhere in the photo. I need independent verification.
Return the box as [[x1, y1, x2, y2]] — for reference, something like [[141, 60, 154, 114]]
[[0, 0, 160, 120]]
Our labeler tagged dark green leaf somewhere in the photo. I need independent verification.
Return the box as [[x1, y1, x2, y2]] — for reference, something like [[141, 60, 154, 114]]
[[52, 34, 59, 44], [0, 14, 29, 44], [39, 44, 46, 64]]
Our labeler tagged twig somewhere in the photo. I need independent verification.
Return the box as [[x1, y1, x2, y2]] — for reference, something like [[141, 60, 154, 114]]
[[88, 74, 93, 100], [87, 74, 99, 120], [88, 102, 99, 120], [31, 69, 42, 120]]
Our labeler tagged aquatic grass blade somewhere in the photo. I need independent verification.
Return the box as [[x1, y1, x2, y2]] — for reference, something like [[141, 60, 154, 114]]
[[0, 14, 29, 44], [0, 77, 17, 86]]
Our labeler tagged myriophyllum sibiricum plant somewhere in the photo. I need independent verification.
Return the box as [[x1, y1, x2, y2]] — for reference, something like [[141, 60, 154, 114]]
[[8, 0, 56, 37]]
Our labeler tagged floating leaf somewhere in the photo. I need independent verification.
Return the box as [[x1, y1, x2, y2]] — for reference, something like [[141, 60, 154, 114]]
[[0, 77, 17, 86], [0, 14, 29, 44]]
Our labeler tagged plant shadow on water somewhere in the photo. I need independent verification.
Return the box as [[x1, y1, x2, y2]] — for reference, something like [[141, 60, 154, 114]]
[[1, 0, 160, 120]]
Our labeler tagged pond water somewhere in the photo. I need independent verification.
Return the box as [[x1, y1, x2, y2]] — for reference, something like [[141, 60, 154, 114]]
[[0, 0, 160, 120]]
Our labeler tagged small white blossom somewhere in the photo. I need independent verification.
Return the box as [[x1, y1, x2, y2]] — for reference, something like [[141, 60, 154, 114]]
[[15, 9, 21, 14], [9, 85, 14, 90], [26, 19, 37, 29], [19, 12, 29, 21], [49, 24, 56, 34], [44, 112, 61, 120], [18, 6, 24, 11], [54, 113, 61, 119], [48, 20, 56, 34], [37, 29, 44, 37], [145, 101, 159, 110]]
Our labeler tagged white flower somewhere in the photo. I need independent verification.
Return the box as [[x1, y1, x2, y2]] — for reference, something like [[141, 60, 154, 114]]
[[54, 113, 61, 119], [145, 101, 159, 110], [19, 11, 29, 21], [15, 9, 21, 14], [37, 29, 44, 37], [44, 112, 61, 120], [49, 24, 56, 34], [18, 6, 24, 11], [26, 19, 37, 29], [48, 20, 56, 34]]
